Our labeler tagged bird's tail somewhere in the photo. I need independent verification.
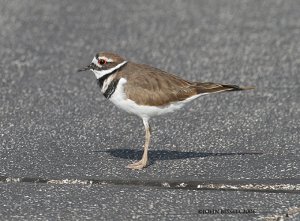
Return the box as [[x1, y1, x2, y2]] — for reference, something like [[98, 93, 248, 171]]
[[195, 82, 254, 94]]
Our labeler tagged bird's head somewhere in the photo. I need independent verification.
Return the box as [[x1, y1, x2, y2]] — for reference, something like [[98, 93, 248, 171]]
[[78, 52, 127, 79]]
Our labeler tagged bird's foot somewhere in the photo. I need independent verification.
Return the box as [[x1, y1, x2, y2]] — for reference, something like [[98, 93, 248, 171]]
[[126, 159, 148, 170]]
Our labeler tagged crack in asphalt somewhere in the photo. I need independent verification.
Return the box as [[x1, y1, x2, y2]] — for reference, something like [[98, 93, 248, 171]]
[[0, 176, 299, 193]]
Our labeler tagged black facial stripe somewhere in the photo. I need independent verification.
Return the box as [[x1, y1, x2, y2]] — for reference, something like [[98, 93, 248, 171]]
[[103, 78, 120, 99], [92, 64, 102, 71], [98, 65, 117, 71], [92, 63, 118, 71]]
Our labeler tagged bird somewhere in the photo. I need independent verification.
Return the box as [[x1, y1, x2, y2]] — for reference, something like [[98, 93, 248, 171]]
[[78, 52, 253, 170]]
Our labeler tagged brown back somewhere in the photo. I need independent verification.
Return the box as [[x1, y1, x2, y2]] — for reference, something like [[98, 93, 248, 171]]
[[116, 62, 198, 106], [115, 62, 249, 106]]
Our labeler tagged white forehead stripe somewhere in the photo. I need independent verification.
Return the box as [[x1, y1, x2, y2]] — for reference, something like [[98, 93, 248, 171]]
[[92, 61, 127, 79], [92, 57, 100, 67]]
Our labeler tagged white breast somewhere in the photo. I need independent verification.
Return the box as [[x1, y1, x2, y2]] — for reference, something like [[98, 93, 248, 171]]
[[109, 78, 202, 120]]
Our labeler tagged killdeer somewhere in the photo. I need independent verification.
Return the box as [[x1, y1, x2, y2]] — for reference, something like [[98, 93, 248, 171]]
[[78, 52, 253, 169]]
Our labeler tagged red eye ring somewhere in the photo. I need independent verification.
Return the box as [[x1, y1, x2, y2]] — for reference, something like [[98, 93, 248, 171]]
[[98, 59, 106, 65]]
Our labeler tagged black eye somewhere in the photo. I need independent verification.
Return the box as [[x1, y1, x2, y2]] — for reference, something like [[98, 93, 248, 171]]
[[98, 59, 106, 65]]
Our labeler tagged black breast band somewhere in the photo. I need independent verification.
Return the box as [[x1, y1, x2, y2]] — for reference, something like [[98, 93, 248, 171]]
[[103, 78, 120, 99]]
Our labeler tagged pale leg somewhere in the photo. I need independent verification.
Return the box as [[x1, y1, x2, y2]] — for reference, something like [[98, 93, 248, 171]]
[[126, 118, 151, 169]]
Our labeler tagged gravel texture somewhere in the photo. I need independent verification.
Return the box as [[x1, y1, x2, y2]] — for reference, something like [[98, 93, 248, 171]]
[[1, 183, 300, 221], [0, 0, 299, 220]]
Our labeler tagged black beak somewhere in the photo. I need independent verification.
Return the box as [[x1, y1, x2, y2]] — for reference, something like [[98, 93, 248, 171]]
[[77, 63, 96, 72]]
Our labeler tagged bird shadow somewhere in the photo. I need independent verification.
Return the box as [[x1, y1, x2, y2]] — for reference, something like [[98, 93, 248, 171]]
[[93, 148, 263, 166]]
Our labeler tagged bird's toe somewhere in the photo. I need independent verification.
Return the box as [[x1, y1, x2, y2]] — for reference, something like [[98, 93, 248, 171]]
[[126, 160, 148, 170]]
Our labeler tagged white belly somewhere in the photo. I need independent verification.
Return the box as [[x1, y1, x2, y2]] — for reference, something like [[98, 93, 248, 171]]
[[109, 78, 201, 119]]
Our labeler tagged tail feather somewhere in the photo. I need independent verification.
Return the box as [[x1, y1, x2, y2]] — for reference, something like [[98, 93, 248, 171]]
[[220, 84, 255, 91], [195, 82, 254, 94]]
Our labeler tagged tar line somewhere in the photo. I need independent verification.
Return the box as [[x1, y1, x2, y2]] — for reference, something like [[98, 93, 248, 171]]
[[0, 175, 299, 193]]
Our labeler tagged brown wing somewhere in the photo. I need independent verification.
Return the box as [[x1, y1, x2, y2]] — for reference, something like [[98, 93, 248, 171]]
[[116, 63, 198, 106], [195, 82, 254, 93]]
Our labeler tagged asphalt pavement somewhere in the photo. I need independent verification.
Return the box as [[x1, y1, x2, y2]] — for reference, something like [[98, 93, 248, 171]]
[[0, 0, 299, 220]]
